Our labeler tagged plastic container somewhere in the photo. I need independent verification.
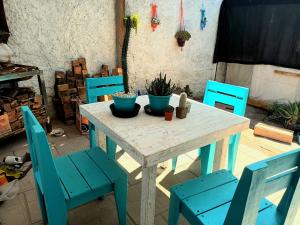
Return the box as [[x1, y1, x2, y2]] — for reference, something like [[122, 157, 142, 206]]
[[148, 94, 171, 113]]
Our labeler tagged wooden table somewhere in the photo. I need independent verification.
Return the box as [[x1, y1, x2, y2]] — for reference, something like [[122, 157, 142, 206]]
[[80, 94, 250, 225]]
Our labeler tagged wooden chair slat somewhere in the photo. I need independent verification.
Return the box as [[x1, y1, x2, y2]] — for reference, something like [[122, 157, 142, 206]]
[[69, 151, 111, 190], [55, 156, 91, 198], [86, 76, 123, 88], [172, 80, 249, 173]]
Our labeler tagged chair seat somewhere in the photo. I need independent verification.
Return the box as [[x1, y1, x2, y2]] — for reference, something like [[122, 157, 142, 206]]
[[36, 148, 125, 209], [171, 170, 275, 225]]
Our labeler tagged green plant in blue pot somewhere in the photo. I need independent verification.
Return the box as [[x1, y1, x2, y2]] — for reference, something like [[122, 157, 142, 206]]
[[146, 73, 175, 113], [112, 16, 137, 112]]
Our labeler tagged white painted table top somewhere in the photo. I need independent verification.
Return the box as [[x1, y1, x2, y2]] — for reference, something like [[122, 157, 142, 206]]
[[80, 95, 250, 167]]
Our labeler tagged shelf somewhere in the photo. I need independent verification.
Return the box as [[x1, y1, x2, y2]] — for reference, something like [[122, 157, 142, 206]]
[[0, 127, 25, 139], [0, 70, 40, 83]]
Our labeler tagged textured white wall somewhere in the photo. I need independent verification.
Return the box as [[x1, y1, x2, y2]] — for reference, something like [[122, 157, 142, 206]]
[[3, 0, 223, 101], [126, 0, 223, 96], [3, 0, 116, 97]]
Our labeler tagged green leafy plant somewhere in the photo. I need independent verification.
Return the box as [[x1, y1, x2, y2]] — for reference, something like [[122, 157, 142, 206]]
[[269, 102, 300, 128], [173, 84, 193, 97], [145, 73, 176, 96], [175, 30, 191, 41]]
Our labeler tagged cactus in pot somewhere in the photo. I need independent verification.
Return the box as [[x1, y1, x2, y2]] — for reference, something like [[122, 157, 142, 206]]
[[176, 92, 188, 119]]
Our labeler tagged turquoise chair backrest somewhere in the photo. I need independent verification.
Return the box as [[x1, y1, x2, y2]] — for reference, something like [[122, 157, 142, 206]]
[[22, 106, 66, 209], [203, 80, 249, 116], [225, 148, 300, 225], [86, 76, 124, 103]]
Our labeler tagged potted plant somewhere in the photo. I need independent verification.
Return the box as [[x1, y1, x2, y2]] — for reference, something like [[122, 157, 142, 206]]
[[176, 92, 188, 119], [112, 16, 137, 112], [175, 30, 191, 47], [165, 106, 174, 121], [145, 73, 175, 113]]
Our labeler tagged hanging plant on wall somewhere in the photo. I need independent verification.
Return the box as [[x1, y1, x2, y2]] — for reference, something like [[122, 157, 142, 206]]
[[175, 0, 191, 48], [151, 2, 160, 31]]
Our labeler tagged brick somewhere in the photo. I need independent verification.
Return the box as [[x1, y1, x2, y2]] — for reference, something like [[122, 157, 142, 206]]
[[57, 84, 69, 92], [112, 68, 123, 75], [74, 66, 82, 75]]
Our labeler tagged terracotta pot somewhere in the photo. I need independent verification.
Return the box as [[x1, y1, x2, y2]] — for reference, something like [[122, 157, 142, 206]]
[[177, 38, 185, 47], [176, 107, 188, 119], [165, 111, 173, 121]]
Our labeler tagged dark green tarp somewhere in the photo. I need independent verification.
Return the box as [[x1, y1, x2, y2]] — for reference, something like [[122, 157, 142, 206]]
[[0, 0, 9, 43], [213, 0, 300, 69]]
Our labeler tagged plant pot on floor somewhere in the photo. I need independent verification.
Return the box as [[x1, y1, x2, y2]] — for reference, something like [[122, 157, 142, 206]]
[[112, 93, 137, 112]]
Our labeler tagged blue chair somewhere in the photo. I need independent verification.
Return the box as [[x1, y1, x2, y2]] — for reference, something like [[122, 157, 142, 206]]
[[22, 106, 127, 225], [168, 148, 300, 225], [172, 81, 249, 174], [86, 76, 124, 159]]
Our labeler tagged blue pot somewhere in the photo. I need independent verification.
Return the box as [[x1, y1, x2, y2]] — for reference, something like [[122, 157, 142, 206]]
[[148, 94, 171, 113], [113, 95, 137, 112]]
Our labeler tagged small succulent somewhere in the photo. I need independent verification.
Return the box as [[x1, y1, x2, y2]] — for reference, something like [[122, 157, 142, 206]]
[[179, 92, 187, 108], [151, 17, 160, 25], [175, 30, 191, 41], [146, 73, 176, 96], [269, 101, 300, 128]]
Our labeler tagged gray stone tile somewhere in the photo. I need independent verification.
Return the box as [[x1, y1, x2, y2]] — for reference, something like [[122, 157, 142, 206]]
[[54, 136, 89, 156], [24, 189, 42, 224], [0, 193, 31, 225]]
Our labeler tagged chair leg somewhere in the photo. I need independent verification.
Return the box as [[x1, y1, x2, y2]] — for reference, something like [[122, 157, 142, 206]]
[[106, 136, 117, 161], [114, 178, 128, 225], [46, 205, 68, 225], [200, 143, 216, 175], [228, 134, 241, 173], [172, 157, 178, 171], [168, 192, 181, 225], [35, 183, 48, 224], [89, 122, 97, 149]]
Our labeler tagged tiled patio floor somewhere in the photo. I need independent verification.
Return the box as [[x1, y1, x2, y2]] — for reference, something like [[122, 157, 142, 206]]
[[0, 116, 299, 225]]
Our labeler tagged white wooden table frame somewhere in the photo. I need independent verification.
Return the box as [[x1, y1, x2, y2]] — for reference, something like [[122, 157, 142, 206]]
[[80, 95, 250, 225]]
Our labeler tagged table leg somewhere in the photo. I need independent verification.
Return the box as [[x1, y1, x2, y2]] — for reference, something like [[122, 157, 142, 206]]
[[213, 138, 229, 171], [140, 165, 157, 225]]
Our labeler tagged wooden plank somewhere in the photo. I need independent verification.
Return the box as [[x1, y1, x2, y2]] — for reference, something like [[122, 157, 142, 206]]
[[69, 151, 111, 190], [115, 0, 125, 67], [86, 76, 123, 88], [55, 156, 91, 198], [173, 170, 236, 199], [254, 123, 294, 144], [213, 138, 229, 171], [198, 199, 273, 225], [182, 180, 238, 215], [274, 70, 300, 78], [140, 165, 157, 225]]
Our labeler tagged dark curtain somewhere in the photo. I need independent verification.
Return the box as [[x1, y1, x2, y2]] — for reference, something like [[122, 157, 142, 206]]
[[213, 0, 300, 70], [0, 0, 9, 43]]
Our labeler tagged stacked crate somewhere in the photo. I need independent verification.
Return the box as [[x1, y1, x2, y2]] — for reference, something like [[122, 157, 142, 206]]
[[0, 87, 47, 136]]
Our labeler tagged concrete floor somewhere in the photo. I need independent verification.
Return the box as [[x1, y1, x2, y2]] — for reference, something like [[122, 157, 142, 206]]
[[0, 110, 299, 225]]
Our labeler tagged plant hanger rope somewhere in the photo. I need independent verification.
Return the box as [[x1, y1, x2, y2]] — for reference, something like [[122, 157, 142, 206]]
[[180, 0, 185, 31]]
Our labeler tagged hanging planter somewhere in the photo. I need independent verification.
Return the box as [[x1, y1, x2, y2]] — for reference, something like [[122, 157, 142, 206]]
[[151, 3, 160, 31], [175, 0, 191, 48], [175, 30, 191, 47]]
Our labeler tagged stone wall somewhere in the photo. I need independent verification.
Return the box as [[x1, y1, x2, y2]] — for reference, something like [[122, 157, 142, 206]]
[[3, 0, 116, 102], [3, 0, 223, 105]]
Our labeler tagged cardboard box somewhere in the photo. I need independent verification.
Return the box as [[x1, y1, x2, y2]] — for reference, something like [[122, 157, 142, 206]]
[[0, 114, 11, 135]]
